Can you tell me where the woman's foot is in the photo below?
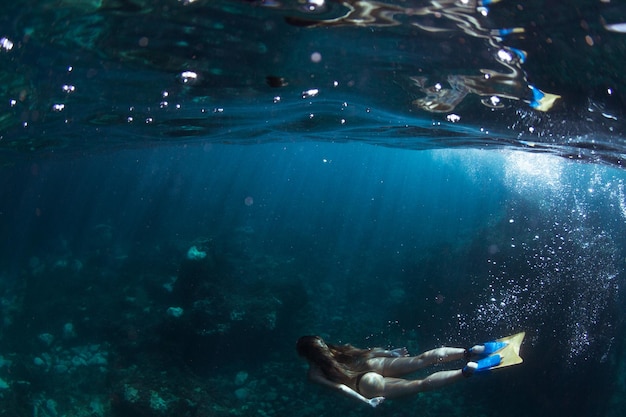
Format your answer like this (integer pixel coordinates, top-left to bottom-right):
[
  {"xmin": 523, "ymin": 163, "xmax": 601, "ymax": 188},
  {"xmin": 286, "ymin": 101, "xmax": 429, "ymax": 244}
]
[
  {"xmin": 466, "ymin": 340, "xmax": 507, "ymax": 358},
  {"xmin": 462, "ymin": 354, "xmax": 503, "ymax": 377}
]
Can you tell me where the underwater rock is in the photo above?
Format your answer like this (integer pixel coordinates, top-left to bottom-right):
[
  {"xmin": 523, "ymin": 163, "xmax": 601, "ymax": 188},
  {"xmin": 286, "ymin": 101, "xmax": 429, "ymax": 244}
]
[
  {"xmin": 62, "ymin": 322, "xmax": 76, "ymax": 339},
  {"xmin": 162, "ymin": 276, "xmax": 177, "ymax": 293},
  {"xmin": 33, "ymin": 398, "xmax": 59, "ymax": 417},
  {"xmin": 38, "ymin": 333, "xmax": 55, "ymax": 346},
  {"xmin": 31, "ymin": 393, "xmax": 110, "ymax": 417},
  {"xmin": 0, "ymin": 356, "xmax": 6, "ymax": 367},
  {"xmin": 234, "ymin": 387, "xmax": 249, "ymax": 401},
  {"xmin": 113, "ymin": 379, "xmax": 199, "ymax": 417},
  {"xmin": 53, "ymin": 364, "xmax": 69, "ymax": 374},
  {"xmin": 186, "ymin": 245, "xmax": 206, "ymax": 261},
  {"xmin": 149, "ymin": 390, "xmax": 168, "ymax": 412},
  {"xmin": 0, "ymin": 355, "xmax": 13, "ymax": 369},
  {"xmin": 88, "ymin": 352, "xmax": 108, "ymax": 366},
  {"xmin": 234, "ymin": 371, "xmax": 248, "ymax": 386},
  {"xmin": 123, "ymin": 384, "xmax": 140, "ymax": 403},
  {"xmin": 166, "ymin": 306, "xmax": 184, "ymax": 318},
  {"xmin": 32, "ymin": 344, "xmax": 109, "ymax": 374}
]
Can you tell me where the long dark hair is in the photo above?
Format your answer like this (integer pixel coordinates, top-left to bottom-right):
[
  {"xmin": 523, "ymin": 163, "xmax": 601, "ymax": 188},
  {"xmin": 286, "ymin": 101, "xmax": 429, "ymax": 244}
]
[{"xmin": 296, "ymin": 336, "xmax": 375, "ymax": 383}]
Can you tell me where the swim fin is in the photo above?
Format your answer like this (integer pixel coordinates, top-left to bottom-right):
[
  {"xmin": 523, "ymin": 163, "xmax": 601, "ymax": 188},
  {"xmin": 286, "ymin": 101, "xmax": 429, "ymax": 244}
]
[
  {"xmin": 462, "ymin": 354, "xmax": 502, "ymax": 376},
  {"xmin": 464, "ymin": 332, "xmax": 525, "ymax": 376},
  {"xmin": 469, "ymin": 340, "xmax": 507, "ymax": 357},
  {"xmin": 489, "ymin": 331, "xmax": 525, "ymax": 369},
  {"xmin": 477, "ymin": 354, "xmax": 502, "ymax": 371}
]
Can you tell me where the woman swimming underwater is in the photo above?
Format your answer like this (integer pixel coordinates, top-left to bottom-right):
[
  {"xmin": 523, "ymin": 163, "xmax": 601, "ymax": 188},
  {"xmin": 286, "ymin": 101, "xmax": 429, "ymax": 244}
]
[{"xmin": 296, "ymin": 335, "xmax": 509, "ymax": 408}]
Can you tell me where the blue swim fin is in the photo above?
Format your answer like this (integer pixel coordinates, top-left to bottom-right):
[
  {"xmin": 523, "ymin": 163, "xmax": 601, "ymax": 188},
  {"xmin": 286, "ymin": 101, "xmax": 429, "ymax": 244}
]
[
  {"xmin": 468, "ymin": 340, "xmax": 507, "ymax": 358},
  {"xmin": 475, "ymin": 354, "xmax": 502, "ymax": 372},
  {"xmin": 462, "ymin": 354, "xmax": 502, "ymax": 376},
  {"xmin": 482, "ymin": 340, "xmax": 508, "ymax": 355},
  {"xmin": 464, "ymin": 332, "xmax": 526, "ymax": 376}
]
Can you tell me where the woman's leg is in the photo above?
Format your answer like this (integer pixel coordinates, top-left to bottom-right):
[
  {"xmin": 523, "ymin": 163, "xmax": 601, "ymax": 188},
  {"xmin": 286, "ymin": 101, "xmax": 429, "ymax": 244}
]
[
  {"xmin": 366, "ymin": 347, "xmax": 466, "ymax": 377},
  {"xmin": 358, "ymin": 369, "xmax": 465, "ymax": 399}
]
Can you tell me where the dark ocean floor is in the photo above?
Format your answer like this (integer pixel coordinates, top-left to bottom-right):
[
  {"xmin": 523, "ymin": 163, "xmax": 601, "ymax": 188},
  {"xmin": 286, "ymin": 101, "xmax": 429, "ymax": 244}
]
[
  {"xmin": 1, "ymin": 200, "xmax": 625, "ymax": 417},
  {"xmin": 1, "ymin": 238, "xmax": 481, "ymax": 417}
]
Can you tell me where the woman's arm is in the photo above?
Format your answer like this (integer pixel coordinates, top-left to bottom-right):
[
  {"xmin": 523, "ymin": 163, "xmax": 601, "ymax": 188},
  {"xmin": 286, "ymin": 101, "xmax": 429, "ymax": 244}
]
[
  {"xmin": 308, "ymin": 368, "xmax": 385, "ymax": 408},
  {"xmin": 336, "ymin": 384, "xmax": 385, "ymax": 408},
  {"xmin": 370, "ymin": 347, "xmax": 409, "ymax": 358}
]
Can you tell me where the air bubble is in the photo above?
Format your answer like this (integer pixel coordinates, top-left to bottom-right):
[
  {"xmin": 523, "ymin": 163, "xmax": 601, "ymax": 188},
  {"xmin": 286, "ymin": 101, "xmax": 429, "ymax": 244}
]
[
  {"xmin": 310, "ymin": 52, "xmax": 322, "ymax": 63},
  {"xmin": 178, "ymin": 71, "xmax": 199, "ymax": 85},
  {"xmin": 0, "ymin": 37, "xmax": 13, "ymax": 51},
  {"xmin": 302, "ymin": 88, "xmax": 319, "ymax": 99}
]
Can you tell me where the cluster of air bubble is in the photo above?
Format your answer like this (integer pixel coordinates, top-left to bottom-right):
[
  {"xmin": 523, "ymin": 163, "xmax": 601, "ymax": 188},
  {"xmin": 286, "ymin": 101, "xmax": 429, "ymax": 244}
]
[
  {"xmin": 536, "ymin": 224, "xmax": 618, "ymax": 360},
  {"xmin": 463, "ymin": 206, "xmax": 620, "ymax": 364},
  {"xmin": 458, "ymin": 161, "xmax": 624, "ymax": 363}
]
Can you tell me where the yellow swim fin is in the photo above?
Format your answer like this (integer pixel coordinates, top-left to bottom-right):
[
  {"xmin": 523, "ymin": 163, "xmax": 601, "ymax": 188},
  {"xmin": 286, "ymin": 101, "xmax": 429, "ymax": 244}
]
[{"xmin": 491, "ymin": 331, "xmax": 525, "ymax": 369}]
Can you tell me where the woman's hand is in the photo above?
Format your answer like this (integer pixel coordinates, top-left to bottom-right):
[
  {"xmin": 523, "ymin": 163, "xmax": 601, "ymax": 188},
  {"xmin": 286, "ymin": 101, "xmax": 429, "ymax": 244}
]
[
  {"xmin": 368, "ymin": 396, "xmax": 385, "ymax": 408},
  {"xmin": 390, "ymin": 347, "xmax": 409, "ymax": 357}
]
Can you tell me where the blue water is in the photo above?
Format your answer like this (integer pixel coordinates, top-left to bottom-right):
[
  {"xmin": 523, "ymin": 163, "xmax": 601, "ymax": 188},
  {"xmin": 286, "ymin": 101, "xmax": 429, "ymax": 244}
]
[{"xmin": 1, "ymin": 1, "xmax": 626, "ymax": 417}]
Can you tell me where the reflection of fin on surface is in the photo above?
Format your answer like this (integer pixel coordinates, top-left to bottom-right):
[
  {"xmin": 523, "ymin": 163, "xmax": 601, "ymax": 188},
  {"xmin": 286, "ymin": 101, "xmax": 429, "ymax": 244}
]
[
  {"xmin": 529, "ymin": 86, "xmax": 561, "ymax": 112},
  {"xmin": 491, "ymin": 331, "xmax": 525, "ymax": 370},
  {"xmin": 491, "ymin": 27, "xmax": 525, "ymax": 38}
]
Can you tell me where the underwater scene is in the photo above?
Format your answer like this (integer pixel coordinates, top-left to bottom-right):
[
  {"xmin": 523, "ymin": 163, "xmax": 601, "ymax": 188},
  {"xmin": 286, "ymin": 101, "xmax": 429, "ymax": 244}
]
[{"xmin": 1, "ymin": 0, "xmax": 626, "ymax": 416}]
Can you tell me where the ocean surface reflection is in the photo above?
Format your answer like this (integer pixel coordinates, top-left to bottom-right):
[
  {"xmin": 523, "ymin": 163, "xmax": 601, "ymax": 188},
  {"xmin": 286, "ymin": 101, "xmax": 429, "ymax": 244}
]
[{"xmin": 0, "ymin": 0, "xmax": 624, "ymax": 165}]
